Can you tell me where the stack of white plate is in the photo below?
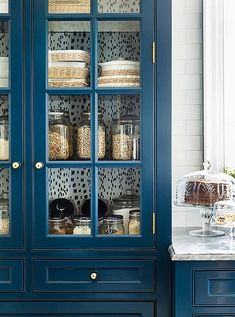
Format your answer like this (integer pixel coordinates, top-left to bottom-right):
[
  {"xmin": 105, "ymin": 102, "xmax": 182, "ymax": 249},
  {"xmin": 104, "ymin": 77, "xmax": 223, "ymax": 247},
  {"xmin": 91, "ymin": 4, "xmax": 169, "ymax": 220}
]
[
  {"xmin": 48, "ymin": 50, "xmax": 90, "ymax": 88},
  {"xmin": 0, "ymin": 0, "xmax": 8, "ymax": 13},
  {"xmin": 0, "ymin": 57, "xmax": 8, "ymax": 87},
  {"xmin": 98, "ymin": 59, "xmax": 140, "ymax": 88}
]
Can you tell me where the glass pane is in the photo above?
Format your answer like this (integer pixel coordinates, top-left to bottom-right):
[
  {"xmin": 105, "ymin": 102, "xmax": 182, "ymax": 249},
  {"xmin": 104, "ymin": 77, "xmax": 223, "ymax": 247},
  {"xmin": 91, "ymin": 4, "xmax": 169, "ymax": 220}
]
[
  {"xmin": 48, "ymin": 95, "xmax": 91, "ymax": 161},
  {"xmin": 98, "ymin": 0, "xmax": 140, "ymax": 13},
  {"xmin": 0, "ymin": 96, "xmax": 9, "ymax": 161},
  {"xmin": 98, "ymin": 95, "xmax": 140, "ymax": 161},
  {"xmin": 0, "ymin": 0, "xmax": 8, "ymax": 13},
  {"xmin": 48, "ymin": 168, "xmax": 91, "ymax": 235},
  {"xmin": 0, "ymin": 168, "xmax": 10, "ymax": 235},
  {"xmin": 98, "ymin": 21, "xmax": 140, "ymax": 88},
  {"xmin": 98, "ymin": 168, "xmax": 141, "ymax": 236},
  {"xmin": 48, "ymin": 21, "xmax": 91, "ymax": 88},
  {"xmin": 48, "ymin": 0, "xmax": 90, "ymax": 14},
  {"xmin": 0, "ymin": 22, "xmax": 9, "ymax": 88}
]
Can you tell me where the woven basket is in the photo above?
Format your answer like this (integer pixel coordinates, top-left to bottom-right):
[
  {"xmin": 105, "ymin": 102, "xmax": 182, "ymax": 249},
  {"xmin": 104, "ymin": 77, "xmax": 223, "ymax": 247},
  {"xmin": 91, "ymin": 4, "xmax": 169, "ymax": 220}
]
[
  {"xmin": 49, "ymin": 79, "xmax": 88, "ymax": 88},
  {"xmin": 49, "ymin": 50, "xmax": 90, "ymax": 64},
  {"xmin": 49, "ymin": 67, "xmax": 89, "ymax": 79},
  {"xmin": 98, "ymin": 75, "xmax": 140, "ymax": 85},
  {"xmin": 98, "ymin": 82, "xmax": 140, "ymax": 88},
  {"xmin": 49, "ymin": 0, "xmax": 90, "ymax": 13},
  {"xmin": 101, "ymin": 69, "xmax": 140, "ymax": 77}
]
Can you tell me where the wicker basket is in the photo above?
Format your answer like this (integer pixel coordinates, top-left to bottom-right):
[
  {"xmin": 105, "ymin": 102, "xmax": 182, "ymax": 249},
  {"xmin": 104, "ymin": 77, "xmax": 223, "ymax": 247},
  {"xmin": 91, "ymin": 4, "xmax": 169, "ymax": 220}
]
[
  {"xmin": 49, "ymin": 50, "xmax": 90, "ymax": 64},
  {"xmin": 49, "ymin": 0, "xmax": 90, "ymax": 14},
  {"xmin": 101, "ymin": 69, "xmax": 140, "ymax": 77},
  {"xmin": 48, "ymin": 79, "xmax": 89, "ymax": 88},
  {"xmin": 98, "ymin": 75, "xmax": 140, "ymax": 88},
  {"xmin": 48, "ymin": 66, "xmax": 89, "ymax": 79}
]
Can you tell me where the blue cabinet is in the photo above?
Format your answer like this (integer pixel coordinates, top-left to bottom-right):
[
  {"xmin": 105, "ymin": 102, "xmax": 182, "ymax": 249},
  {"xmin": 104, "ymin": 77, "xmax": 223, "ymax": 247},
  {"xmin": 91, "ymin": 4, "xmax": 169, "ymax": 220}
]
[{"xmin": 0, "ymin": 0, "xmax": 172, "ymax": 316}]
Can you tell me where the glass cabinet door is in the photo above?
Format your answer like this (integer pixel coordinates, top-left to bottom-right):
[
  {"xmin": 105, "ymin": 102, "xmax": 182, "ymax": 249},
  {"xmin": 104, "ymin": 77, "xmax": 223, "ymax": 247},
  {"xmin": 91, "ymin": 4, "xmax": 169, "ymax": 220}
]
[
  {"xmin": 33, "ymin": 0, "xmax": 154, "ymax": 249},
  {"xmin": 0, "ymin": 0, "xmax": 23, "ymax": 249}
]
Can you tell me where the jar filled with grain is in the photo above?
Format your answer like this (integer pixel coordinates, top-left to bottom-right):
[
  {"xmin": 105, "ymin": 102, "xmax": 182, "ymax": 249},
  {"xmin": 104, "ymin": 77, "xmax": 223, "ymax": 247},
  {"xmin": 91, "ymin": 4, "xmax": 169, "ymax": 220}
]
[
  {"xmin": 102, "ymin": 215, "xmax": 124, "ymax": 235},
  {"xmin": 63, "ymin": 110, "xmax": 74, "ymax": 159},
  {"xmin": 0, "ymin": 115, "xmax": 9, "ymax": 161},
  {"xmin": 0, "ymin": 191, "xmax": 9, "ymax": 235},
  {"xmin": 73, "ymin": 216, "xmax": 91, "ymax": 235},
  {"xmin": 77, "ymin": 112, "xmax": 106, "ymax": 160},
  {"xmin": 128, "ymin": 209, "xmax": 140, "ymax": 235},
  {"xmin": 48, "ymin": 110, "xmax": 73, "ymax": 160},
  {"xmin": 112, "ymin": 114, "xmax": 140, "ymax": 161},
  {"xmin": 49, "ymin": 217, "xmax": 66, "ymax": 235}
]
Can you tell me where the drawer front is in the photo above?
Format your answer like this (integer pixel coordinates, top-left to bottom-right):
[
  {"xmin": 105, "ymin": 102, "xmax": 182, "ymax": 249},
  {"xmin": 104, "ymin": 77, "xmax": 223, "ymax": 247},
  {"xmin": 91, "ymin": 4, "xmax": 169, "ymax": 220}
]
[
  {"xmin": 33, "ymin": 259, "xmax": 155, "ymax": 293},
  {"xmin": 194, "ymin": 269, "xmax": 235, "ymax": 306},
  {"xmin": 0, "ymin": 260, "xmax": 24, "ymax": 292}
]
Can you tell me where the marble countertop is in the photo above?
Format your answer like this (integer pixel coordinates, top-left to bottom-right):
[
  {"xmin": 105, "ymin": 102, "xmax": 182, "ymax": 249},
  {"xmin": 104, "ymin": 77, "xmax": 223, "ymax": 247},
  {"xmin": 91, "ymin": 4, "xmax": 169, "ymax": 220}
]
[{"xmin": 170, "ymin": 227, "xmax": 235, "ymax": 261}]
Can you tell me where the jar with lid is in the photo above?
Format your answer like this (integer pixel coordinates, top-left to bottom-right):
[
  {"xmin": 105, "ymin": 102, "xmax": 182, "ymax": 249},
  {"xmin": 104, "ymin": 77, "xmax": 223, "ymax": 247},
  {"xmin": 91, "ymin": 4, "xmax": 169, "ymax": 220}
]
[
  {"xmin": 49, "ymin": 217, "xmax": 66, "ymax": 235},
  {"xmin": 128, "ymin": 209, "xmax": 140, "ymax": 235},
  {"xmin": 112, "ymin": 114, "xmax": 140, "ymax": 161},
  {"xmin": 102, "ymin": 215, "xmax": 124, "ymax": 235},
  {"xmin": 112, "ymin": 189, "xmax": 140, "ymax": 234},
  {"xmin": 0, "ymin": 191, "xmax": 9, "ymax": 235},
  {"xmin": 48, "ymin": 110, "xmax": 73, "ymax": 160},
  {"xmin": 0, "ymin": 115, "xmax": 9, "ymax": 161},
  {"xmin": 77, "ymin": 112, "xmax": 106, "ymax": 160},
  {"xmin": 73, "ymin": 216, "xmax": 91, "ymax": 235},
  {"xmin": 63, "ymin": 110, "xmax": 74, "ymax": 159}
]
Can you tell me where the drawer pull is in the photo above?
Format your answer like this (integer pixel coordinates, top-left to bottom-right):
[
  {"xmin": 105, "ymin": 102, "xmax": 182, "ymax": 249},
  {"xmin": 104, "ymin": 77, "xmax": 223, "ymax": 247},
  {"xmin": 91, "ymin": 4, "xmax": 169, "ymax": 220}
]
[{"xmin": 90, "ymin": 272, "xmax": 97, "ymax": 281}]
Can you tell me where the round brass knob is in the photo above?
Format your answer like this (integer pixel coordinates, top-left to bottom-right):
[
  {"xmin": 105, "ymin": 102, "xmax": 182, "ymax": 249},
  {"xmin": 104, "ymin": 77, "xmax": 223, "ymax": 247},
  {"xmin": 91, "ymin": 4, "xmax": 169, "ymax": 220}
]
[
  {"xmin": 90, "ymin": 272, "xmax": 97, "ymax": 281},
  {"xmin": 12, "ymin": 162, "xmax": 21, "ymax": 169},
  {"xmin": 35, "ymin": 162, "xmax": 44, "ymax": 169}
]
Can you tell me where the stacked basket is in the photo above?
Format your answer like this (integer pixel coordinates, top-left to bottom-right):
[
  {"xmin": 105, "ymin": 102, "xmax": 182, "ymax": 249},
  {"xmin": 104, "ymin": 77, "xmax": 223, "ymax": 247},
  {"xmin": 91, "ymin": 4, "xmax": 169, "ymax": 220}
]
[
  {"xmin": 98, "ymin": 59, "xmax": 140, "ymax": 88},
  {"xmin": 49, "ymin": 0, "xmax": 90, "ymax": 14},
  {"xmin": 0, "ymin": 57, "xmax": 8, "ymax": 87},
  {"xmin": 48, "ymin": 50, "xmax": 90, "ymax": 88}
]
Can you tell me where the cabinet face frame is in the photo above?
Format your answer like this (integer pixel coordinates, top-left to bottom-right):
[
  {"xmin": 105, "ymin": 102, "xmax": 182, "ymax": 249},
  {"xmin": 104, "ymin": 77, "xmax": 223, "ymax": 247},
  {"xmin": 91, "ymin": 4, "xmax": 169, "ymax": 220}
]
[
  {"xmin": 32, "ymin": 0, "xmax": 155, "ymax": 249},
  {"xmin": 0, "ymin": 0, "xmax": 24, "ymax": 250}
]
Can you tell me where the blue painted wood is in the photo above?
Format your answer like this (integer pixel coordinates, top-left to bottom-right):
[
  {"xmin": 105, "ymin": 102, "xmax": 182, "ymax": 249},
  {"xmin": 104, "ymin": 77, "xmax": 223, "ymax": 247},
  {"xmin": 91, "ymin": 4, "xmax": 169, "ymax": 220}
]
[
  {"xmin": 0, "ymin": 259, "xmax": 24, "ymax": 292},
  {"xmin": 0, "ymin": 0, "xmax": 24, "ymax": 250}
]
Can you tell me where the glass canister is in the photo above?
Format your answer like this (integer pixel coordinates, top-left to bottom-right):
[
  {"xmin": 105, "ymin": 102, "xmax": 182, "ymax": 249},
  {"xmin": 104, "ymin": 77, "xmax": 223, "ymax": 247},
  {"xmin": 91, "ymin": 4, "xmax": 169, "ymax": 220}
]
[
  {"xmin": 128, "ymin": 209, "xmax": 140, "ymax": 235},
  {"xmin": 63, "ymin": 110, "xmax": 74, "ymax": 159},
  {"xmin": 0, "ymin": 115, "xmax": 9, "ymax": 161},
  {"xmin": 48, "ymin": 110, "xmax": 72, "ymax": 160},
  {"xmin": 73, "ymin": 216, "xmax": 91, "ymax": 235},
  {"xmin": 49, "ymin": 217, "xmax": 66, "ymax": 235},
  {"xmin": 112, "ymin": 114, "xmax": 140, "ymax": 160},
  {"xmin": 102, "ymin": 215, "xmax": 124, "ymax": 235},
  {"xmin": 0, "ymin": 191, "xmax": 9, "ymax": 235},
  {"xmin": 214, "ymin": 197, "xmax": 235, "ymax": 239},
  {"xmin": 77, "ymin": 112, "xmax": 106, "ymax": 160},
  {"xmin": 112, "ymin": 189, "xmax": 140, "ymax": 234}
]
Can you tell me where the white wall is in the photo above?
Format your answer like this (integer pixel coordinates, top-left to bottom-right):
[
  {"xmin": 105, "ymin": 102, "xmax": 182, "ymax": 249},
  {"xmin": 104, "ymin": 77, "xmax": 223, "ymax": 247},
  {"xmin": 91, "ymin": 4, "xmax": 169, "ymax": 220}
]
[{"xmin": 172, "ymin": 0, "xmax": 204, "ymax": 227}]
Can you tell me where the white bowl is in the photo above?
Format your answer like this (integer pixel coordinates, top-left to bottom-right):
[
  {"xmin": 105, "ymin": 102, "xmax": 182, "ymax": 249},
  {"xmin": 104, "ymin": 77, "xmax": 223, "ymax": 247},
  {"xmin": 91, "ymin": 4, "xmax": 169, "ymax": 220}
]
[{"xmin": 99, "ymin": 59, "xmax": 140, "ymax": 71}]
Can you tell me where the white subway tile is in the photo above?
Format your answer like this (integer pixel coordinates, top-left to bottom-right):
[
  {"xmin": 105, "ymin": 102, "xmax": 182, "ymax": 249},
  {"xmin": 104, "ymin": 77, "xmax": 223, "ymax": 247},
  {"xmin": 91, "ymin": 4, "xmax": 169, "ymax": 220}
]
[
  {"xmin": 172, "ymin": 211, "xmax": 187, "ymax": 227},
  {"xmin": 186, "ymin": 151, "xmax": 203, "ymax": 165},
  {"xmin": 185, "ymin": 0, "xmax": 202, "ymax": 14},
  {"xmin": 186, "ymin": 59, "xmax": 202, "ymax": 74},
  {"xmin": 186, "ymin": 120, "xmax": 202, "ymax": 135},
  {"xmin": 174, "ymin": 59, "xmax": 186, "ymax": 74},
  {"xmin": 173, "ymin": 151, "xmax": 186, "ymax": 166},
  {"xmin": 185, "ymin": 29, "xmax": 202, "ymax": 44},
  {"xmin": 173, "ymin": 105, "xmax": 201, "ymax": 121},
  {"xmin": 173, "ymin": 74, "xmax": 201, "ymax": 90},
  {"xmin": 173, "ymin": 0, "xmax": 186, "ymax": 14},
  {"xmin": 173, "ymin": 14, "xmax": 202, "ymax": 29},
  {"xmin": 173, "ymin": 29, "xmax": 186, "ymax": 44},
  {"xmin": 174, "ymin": 135, "xmax": 201, "ymax": 151},
  {"xmin": 173, "ymin": 89, "xmax": 186, "ymax": 105},
  {"xmin": 186, "ymin": 211, "xmax": 203, "ymax": 227},
  {"xmin": 186, "ymin": 89, "xmax": 202, "ymax": 104},
  {"xmin": 173, "ymin": 120, "xmax": 186, "ymax": 135},
  {"xmin": 173, "ymin": 44, "xmax": 201, "ymax": 59}
]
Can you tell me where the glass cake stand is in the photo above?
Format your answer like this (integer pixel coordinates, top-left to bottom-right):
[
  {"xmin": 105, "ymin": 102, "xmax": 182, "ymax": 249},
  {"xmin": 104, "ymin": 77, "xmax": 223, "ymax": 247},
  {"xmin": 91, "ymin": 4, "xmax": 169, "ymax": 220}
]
[
  {"xmin": 175, "ymin": 162, "xmax": 235, "ymax": 237},
  {"xmin": 214, "ymin": 197, "xmax": 235, "ymax": 240}
]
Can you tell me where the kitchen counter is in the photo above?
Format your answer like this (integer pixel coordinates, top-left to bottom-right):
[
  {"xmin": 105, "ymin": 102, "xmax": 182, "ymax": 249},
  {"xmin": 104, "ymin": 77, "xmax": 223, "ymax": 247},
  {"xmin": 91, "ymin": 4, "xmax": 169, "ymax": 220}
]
[{"xmin": 170, "ymin": 227, "xmax": 235, "ymax": 261}]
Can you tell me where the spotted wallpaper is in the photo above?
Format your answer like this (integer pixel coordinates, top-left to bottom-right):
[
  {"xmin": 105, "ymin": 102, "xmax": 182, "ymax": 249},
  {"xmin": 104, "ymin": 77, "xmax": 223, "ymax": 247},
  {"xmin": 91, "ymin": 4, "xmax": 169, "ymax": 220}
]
[
  {"xmin": 0, "ymin": 21, "xmax": 8, "ymax": 57},
  {"xmin": 0, "ymin": 168, "xmax": 9, "ymax": 195},
  {"xmin": 98, "ymin": 0, "xmax": 140, "ymax": 13}
]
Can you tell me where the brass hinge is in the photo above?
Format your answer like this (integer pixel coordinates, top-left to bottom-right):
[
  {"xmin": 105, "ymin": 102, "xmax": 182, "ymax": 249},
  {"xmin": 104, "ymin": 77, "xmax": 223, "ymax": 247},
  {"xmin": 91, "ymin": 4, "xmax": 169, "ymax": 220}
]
[
  {"xmin": 152, "ymin": 42, "xmax": 156, "ymax": 64},
  {"xmin": 153, "ymin": 212, "xmax": 156, "ymax": 234}
]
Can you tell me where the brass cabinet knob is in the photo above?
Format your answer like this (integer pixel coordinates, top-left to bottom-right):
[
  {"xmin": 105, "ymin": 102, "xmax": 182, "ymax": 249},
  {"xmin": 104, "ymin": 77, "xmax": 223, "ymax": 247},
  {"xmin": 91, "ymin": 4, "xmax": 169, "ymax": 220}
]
[
  {"xmin": 35, "ymin": 162, "xmax": 44, "ymax": 169},
  {"xmin": 12, "ymin": 162, "xmax": 21, "ymax": 169},
  {"xmin": 90, "ymin": 272, "xmax": 98, "ymax": 281}
]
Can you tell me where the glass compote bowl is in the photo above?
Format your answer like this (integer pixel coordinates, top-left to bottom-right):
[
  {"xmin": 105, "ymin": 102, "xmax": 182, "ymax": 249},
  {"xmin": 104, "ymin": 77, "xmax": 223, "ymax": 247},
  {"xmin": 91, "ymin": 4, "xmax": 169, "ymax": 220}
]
[
  {"xmin": 175, "ymin": 162, "xmax": 235, "ymax": 237},
  {"xmin": 214, "ymin": 197, "xmax": 235, "ymax": 239}
]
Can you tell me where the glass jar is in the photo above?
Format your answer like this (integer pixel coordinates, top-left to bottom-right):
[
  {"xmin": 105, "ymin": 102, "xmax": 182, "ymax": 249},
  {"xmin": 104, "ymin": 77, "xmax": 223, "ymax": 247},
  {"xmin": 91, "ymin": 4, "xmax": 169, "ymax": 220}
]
[
  {"xmin": 63, "ymin": 110, "xmax": 74, "ymax": 159},
  {"xmin": 112, "ymin": 114, "xmax": 140, "ymax": 160},
  {"xmin": 77, "ymin": 112, "xmax": 106, "ymax": 160},
  {"xmin": 0, "ymin": 191, "xmax": 9, "ymax": 235},
  {"xmin": 49, "ymin": 217, "xmax": 66, "ymax": 235},
  {"xmin": 128, "ymin": 209, "xmax": 140, "ymax": 235},
  {"xmin": 48, "ymin": 110, "xmax": 72, "ymax": 160},
  {"xmin": 102, "ymin": 215, "xmax": 124, "ymax": 235},
  {"xmin": 0, "ymin": 115, "xmax": 9, "ymax": 161},
  {"xmin": 98, "ymin": 217, "xmax": 103, "ymax": 234},
  {"xmin": 73, "ymin": 216, "xmax": 91, "ymax": 235}
]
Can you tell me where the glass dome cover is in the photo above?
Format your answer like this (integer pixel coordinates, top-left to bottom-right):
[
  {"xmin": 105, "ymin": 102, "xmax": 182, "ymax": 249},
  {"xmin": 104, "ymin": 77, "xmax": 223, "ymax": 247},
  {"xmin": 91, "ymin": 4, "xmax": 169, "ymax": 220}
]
[
  {"xmin": 214, "ymin": 196, "xmax": 235, "ymax": 227},
  {"xmin": 175, "ymin": 162, "xmax": 235, "ymax": 208}
]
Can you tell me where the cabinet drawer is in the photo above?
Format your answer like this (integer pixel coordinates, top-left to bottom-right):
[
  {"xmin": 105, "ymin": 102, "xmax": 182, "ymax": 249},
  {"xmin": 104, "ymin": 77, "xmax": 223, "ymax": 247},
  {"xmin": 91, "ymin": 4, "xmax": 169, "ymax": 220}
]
[
  {"xmin": 194, "ymin": 269, "xmax": 235, "ymax": 306},
  {"xmin": 0, "ymin": 260, "xmax": 24, "ymax": 292},
  {"xmin": 33, "ymin": 259, "xmax": 155, "ymax": 293}
]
